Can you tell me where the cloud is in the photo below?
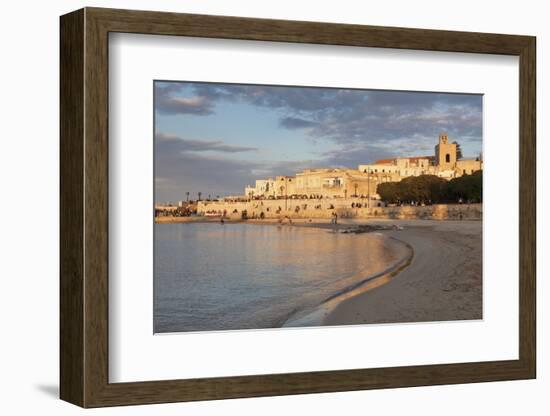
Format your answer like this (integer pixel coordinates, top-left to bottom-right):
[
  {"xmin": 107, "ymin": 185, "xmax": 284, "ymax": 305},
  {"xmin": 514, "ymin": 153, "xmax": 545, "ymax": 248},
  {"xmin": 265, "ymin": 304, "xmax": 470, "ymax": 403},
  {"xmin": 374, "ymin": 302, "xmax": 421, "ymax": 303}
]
[
  {"xmin": 155, "ymin": 135, "xmax": 256, "ymax": 201},
  {"xmin": 155, "ymin": 134, "xmax": 316, "ymax": 201},
  {"xmin": 279, "ymin": 117, "xmax": 318, "ymax": 129},
  {"xmin": 154, "ymin": 131, "xmax": 328, "ymax": 201},
  {"xmin": 155, "ymin": 151, "xmax": 258, "ymax": 201},
  {"xmin": 158, "ymin": 82, "xmax": 482, "ymax": 150},
  {"xmin": 318, "ymin": 146, "xmax": 393, "ymax": 169},
  {"xmin": 154, "ymin": 83, "xmax": 214, "ymax": 115},
  {"xmin": 155, "ymin": 132, "xmax": 258, "ymax": 154},
  {"xmin": 295, "ymin": 91, "xmax": 483, "ymax": 146}
]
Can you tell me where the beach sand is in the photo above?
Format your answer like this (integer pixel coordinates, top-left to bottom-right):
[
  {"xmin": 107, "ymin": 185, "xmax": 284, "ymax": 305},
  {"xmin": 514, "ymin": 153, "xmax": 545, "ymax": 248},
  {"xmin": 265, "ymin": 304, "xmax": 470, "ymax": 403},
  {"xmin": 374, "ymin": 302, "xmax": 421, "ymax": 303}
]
[{"xmin": 322, "ymin": 220, "xmax": 482, "ymax": 326}]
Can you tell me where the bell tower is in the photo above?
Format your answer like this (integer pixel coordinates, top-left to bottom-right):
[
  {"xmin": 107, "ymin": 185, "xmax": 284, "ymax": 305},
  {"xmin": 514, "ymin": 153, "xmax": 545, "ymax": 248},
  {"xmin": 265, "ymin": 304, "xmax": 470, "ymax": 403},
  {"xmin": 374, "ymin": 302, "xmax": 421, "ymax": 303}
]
[{"xmin": 435, "ymin": 132, "xmax": 457, "ymax": 170}]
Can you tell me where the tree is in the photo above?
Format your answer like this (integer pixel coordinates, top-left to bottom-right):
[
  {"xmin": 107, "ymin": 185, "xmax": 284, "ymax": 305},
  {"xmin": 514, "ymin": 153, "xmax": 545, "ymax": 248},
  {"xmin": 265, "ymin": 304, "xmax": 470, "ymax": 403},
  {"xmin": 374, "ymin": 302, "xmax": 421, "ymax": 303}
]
[
  {"xmin": 185, "ymin": 191, "xmax": 190, "ymax": 202},
  {"xmin": 377, "ymin": 172, "xmax": 482, "ymax": 204},
  {"xmin": 452, "ymin": 141, "xmax": 463, "ymax": 160},
  {"xmin": 377, "ymin": 182, "xmax": 402, "ymax": 204},
  {"xmin": 447, "ymin": 170, "xmax": 482, "ymax": 202},
  {"xmin": 398, "ymin": 175, "xmax": 448, "ymax": 203},
  {"xmin": 197, "ymin": 192, "xmax": 202, "ymax": 201}
]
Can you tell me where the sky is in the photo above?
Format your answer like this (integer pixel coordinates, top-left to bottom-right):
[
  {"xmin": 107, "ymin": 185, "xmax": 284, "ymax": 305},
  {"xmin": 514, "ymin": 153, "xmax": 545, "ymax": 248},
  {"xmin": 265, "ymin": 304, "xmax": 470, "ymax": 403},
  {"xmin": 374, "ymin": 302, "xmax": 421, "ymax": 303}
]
[{"xmin": 154, "ymin": 81, "xmax": 482, "ymax": 203}]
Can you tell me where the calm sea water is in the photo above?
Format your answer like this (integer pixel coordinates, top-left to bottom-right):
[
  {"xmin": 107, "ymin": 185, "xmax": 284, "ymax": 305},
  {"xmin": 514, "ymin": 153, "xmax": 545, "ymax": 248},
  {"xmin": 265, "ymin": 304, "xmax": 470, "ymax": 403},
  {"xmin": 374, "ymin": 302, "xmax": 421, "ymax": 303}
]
[{"xmin": 154, "ymin": 223, "xmax": 404, "ymax": 333}]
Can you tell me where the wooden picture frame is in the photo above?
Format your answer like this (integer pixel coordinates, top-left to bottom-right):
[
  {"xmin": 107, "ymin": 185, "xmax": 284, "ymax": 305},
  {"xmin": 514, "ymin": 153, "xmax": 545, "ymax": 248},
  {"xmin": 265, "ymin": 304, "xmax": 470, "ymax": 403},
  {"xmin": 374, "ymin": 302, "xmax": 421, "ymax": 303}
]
[{"xmin": 60, "ymin": 7, "xmax": 536, "ymax": 408}]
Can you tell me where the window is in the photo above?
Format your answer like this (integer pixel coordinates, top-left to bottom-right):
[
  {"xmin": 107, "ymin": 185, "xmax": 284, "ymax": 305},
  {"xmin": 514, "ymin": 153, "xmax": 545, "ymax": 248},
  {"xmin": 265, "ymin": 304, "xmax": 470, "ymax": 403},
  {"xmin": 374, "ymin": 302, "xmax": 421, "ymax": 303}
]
[{"xmin": 445, "ymin": 153, "xmax": 450, "ymax": 163}]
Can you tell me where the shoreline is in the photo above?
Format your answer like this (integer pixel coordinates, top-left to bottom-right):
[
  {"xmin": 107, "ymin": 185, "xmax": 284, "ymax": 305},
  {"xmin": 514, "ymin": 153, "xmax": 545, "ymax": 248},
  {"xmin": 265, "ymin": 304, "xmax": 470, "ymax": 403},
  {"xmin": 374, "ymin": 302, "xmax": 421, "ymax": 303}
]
[
  {"xmin": 155, "ymin": 217, "xmax": 482, "ymax": 328},
  {"xmin": 282, "ymin": 235, "xmax": 414, "ymax": 327},
  {"xmin": 157, "ymin": 202, "xmax": 482, "ymax": 223},
  {"xmin": 281, "ymin": 220, "xmax": 482, "ymax": 327},
  {"xmin": 324, "ymin": 220, "xmax": 482, "ymax": 326},
  {"xmin": 154, "ymin": 215, "xmax": 481, "ymax": 225}
]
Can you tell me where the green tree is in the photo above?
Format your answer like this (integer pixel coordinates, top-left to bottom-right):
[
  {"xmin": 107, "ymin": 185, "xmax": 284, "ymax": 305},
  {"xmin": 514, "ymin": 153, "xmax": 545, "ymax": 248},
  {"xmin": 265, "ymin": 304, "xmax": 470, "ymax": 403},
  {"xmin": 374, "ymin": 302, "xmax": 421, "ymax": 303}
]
[
  {"xmin": 398, "ymin": 175, "xmax": 448, "ymax": 203},
  {"xmin": 378, "ymin": 172, "xmax": 483, "ymax": 204},
  {"xmin": 447, "ymin": 170, "xmax": 482, "ymax": 202},
  {"xmin": 377, "ymin": 182, "xmax": 402, "ymax": 203}
]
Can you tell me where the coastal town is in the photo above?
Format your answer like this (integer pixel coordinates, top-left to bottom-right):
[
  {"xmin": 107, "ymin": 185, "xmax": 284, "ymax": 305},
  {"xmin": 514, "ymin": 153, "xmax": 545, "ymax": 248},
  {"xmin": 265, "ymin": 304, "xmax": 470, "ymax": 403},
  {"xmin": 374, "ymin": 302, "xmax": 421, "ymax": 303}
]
[
  {"xmin": 153, "ymin": 82, "xmax": 484, "ymax": 333},
  {"xmin": 154, "ymin": 131, "xmax": 483, "ymax": 330},
  {"xmin": 155, "ymin": 133, "xmax": 483, "ymax": 222}
]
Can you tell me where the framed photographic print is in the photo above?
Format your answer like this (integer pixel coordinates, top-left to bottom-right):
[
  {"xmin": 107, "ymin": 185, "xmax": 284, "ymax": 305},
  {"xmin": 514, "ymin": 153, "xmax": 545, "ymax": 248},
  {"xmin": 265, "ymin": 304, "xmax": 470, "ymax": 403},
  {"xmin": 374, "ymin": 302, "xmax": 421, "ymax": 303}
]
[{"xmin": 60, "ymin": 7, "xmax": 536, "ymax": 407}]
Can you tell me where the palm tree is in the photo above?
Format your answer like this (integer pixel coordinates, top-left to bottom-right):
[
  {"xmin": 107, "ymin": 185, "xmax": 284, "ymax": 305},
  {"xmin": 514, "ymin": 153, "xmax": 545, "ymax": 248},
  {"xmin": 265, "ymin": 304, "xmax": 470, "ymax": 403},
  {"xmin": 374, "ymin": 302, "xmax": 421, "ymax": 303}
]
[
  {"xmin": 198, "ymin": 192, "xmax": 202, "ymax": 201},
  {"xmin": 186, "ymin": 191, "xmax": 189, "ymax": 202}
]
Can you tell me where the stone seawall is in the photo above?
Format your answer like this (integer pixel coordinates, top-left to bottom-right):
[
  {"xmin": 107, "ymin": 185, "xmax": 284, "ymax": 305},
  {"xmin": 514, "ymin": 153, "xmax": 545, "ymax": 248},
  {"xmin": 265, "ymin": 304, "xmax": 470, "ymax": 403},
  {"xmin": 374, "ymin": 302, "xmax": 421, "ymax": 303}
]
[{"xmin": 197, "ymin": 199, "xmax": 482, "ymax": 220}]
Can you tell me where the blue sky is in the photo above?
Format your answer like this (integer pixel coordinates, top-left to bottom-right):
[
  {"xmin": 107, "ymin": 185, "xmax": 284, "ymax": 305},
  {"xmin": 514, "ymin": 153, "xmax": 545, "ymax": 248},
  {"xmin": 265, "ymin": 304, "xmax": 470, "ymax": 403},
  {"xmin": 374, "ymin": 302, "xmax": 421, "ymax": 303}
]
[{"xmin": 155, "ymin": 81, "xmax": 482, "ymax": 203}]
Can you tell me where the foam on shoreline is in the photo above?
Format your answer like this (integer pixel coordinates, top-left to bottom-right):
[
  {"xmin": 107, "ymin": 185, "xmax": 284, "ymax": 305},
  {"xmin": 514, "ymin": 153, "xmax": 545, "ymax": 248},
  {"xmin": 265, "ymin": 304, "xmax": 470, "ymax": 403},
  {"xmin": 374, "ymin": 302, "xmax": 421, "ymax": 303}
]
[{"xmin": 282, "ymin": 236, "xmax": 414, "ymax": 328}]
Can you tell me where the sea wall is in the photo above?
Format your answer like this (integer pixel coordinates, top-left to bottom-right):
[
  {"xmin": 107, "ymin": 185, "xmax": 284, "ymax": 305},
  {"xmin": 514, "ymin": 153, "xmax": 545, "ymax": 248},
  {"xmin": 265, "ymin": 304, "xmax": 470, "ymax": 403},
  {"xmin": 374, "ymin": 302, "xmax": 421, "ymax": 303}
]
[{"xmin": 197, "ymin": 199, "xmax": 482, "ymax": 220}]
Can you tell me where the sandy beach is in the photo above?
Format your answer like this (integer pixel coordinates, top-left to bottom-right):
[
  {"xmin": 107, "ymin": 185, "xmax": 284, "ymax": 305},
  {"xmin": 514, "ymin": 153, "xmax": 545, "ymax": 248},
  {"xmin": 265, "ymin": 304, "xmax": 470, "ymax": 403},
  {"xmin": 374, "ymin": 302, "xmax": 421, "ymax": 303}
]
[
  {"xmin": 156, "ymin": 216, "xmax": 482, "ymax": 328},
  {"xmin": 321, "ymin": 219, "xmax": 482, "ymax": 326}
]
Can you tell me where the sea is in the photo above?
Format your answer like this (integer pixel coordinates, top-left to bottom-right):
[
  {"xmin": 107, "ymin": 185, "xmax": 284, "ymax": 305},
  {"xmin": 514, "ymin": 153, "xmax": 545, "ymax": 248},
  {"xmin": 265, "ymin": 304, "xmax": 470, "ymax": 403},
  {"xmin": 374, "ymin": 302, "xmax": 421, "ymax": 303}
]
[{"xmin": 154, "ymin": 222, "xmax": 405, "ymax": 333}]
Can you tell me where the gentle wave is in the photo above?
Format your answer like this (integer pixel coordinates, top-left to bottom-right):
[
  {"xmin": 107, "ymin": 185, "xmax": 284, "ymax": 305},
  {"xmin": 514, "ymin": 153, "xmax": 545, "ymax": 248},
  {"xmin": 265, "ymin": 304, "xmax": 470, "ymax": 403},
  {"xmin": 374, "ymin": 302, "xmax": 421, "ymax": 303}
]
[
  {"xmin": 154, "ymin": 223, "xmax": 410, "ymax": 333},
  {"xmin": 283, "ymin": 237, "xmax": 414, "ymax": 327}
]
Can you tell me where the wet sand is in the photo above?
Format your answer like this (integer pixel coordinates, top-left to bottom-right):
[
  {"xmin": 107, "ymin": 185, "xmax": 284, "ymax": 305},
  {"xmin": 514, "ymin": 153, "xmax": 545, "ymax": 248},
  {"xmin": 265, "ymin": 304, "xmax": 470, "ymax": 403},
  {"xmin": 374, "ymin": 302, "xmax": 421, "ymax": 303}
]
[{"xmin": 323, "ymin": 220, "xmax": 482, "ymax": 326}]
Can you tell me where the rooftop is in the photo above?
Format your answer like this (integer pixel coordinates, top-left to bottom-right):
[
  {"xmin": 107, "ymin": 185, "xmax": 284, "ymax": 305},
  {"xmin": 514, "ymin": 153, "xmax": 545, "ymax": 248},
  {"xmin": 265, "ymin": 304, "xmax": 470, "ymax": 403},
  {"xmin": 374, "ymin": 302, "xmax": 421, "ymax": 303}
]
[{"xmin": 374, "ymin": 156, "xmax": 434, "ymax": 165}]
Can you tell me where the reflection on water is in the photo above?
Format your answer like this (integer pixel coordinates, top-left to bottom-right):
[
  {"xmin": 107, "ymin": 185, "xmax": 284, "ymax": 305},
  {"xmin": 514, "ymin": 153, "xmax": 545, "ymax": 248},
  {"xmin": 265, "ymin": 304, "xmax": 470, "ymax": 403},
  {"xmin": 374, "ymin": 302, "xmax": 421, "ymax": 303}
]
[{"xmin": 154, "ymin": 223, "xmax": 405, "ymax": 333}]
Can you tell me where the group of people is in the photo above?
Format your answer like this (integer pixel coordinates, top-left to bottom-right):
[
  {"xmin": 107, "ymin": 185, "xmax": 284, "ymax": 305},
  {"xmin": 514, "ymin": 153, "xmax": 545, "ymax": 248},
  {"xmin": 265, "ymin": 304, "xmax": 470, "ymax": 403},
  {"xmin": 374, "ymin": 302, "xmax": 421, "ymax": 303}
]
[{"xmin": 218, "ymin": 212, "xmax": 338, "ymax": 225}]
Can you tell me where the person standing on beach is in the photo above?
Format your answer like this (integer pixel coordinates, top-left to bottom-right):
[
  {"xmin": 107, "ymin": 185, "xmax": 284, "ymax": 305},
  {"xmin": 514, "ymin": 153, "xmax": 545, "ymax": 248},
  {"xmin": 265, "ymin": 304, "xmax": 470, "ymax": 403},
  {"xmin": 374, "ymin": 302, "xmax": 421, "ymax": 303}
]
[{"xmin": 334, "ymin": 212, "xmax": 338, "ymax": 225}]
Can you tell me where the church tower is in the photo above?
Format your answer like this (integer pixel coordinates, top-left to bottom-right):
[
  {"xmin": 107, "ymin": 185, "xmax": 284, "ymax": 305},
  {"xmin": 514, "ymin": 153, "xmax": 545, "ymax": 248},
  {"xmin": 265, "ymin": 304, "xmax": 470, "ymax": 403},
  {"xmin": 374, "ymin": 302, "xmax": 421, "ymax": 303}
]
[{"xmin": 435, "ymin": 132, "xmax": 457, "ymax": 170}]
